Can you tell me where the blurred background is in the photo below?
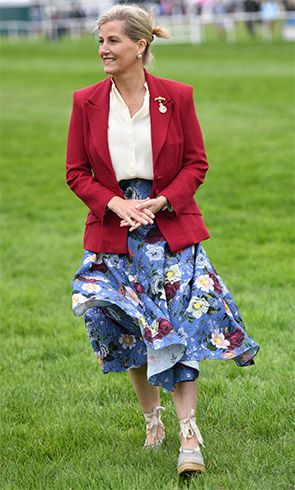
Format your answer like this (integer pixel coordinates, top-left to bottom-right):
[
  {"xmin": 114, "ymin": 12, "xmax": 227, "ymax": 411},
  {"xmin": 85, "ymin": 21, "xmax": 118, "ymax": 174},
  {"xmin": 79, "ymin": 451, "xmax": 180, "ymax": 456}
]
[{"xmin": 0, "ymin": 0, "xmax": 295, "ymax": 42}]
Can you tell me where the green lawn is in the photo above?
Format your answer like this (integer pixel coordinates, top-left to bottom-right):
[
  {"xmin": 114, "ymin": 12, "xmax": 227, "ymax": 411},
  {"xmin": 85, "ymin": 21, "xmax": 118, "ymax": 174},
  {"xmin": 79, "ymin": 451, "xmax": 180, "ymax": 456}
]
[{"xmin": 1, "ymin": 36, "xmax": 294, "ymax": 489}]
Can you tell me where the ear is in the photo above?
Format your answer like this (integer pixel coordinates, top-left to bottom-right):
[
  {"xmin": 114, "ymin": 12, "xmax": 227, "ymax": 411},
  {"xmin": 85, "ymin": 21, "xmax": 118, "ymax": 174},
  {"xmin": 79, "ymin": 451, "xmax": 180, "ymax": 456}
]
[{"xmin": 136, "ymin": 38, "xmax": 147, "ymax": 52}]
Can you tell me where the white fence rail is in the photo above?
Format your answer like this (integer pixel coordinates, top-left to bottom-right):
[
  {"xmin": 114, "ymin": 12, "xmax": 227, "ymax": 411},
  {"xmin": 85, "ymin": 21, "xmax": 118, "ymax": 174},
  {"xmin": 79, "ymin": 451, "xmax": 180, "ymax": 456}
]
[{"xmin": 0, "ymin": 11, "xmax": 294, "ymax": 43}]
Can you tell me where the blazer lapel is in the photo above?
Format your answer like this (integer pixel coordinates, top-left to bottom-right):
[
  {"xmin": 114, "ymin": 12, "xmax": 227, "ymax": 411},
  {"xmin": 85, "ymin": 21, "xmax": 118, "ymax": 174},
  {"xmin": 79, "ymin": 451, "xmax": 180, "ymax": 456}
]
[
  {"xmin": 85, "ymin": 77, "xmax": 118, "ymax": 182},
  {"xmin": 145, "ymin": 70, "xmax": 174, "ymax": 171},
  {"xmin": 85, "ymin": 71, "xmax": 174, "ymax": 189}
]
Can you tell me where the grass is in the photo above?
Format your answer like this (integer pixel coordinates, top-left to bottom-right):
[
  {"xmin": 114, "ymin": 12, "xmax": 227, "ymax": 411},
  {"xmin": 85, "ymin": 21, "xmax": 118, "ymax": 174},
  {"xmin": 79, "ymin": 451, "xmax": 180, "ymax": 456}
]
[{"xmin": 1, "ymin": 36, "xmax": 294, "ymax": 489}]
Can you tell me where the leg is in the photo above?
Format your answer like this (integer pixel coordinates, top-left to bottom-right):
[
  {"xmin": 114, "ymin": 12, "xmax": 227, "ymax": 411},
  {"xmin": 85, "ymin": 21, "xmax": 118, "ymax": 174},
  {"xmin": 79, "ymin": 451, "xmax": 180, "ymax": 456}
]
[
  {"xmin": 173, "ymin": 379, "xmax": 206, "ymax": 474},
  {"xmin": 128, "ymin": 363, "xmax": 160, "ymax": 412},
  {"xmin": 172, "ymin": 379, "xmax": 200, "ymax": 449},
  {"xmin": 128, "ymin": 363, "xmax": 165, "ymax": 447}
]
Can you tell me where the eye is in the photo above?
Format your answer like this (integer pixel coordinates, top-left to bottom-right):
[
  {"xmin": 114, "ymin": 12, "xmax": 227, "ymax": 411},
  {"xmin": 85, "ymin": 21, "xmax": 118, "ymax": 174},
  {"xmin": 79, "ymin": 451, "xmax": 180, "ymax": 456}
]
[{"xmin": 98, "ymin": 38, "xmax": 103, "ymax": 44}]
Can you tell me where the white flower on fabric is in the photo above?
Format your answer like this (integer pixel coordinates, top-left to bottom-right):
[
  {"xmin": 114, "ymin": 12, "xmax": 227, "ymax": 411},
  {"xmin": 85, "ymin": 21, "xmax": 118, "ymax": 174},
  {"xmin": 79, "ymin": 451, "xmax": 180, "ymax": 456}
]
[
  {"xmin": 151, "ymin": 276, "xmax": 165, "ymax": 299},
  {"xmin": 146, "ymin": 245, "xmax": 164, "ymax": 261},
  {"xmin": 222, "ymin": 299, "xmax": 234, "ymax": 318},
  {"xmin": 72, "ymin": 293, "xmax": 88, "ymax": 309},
  {"xmin": 81, "ymin": 283, "xmax": 101, "ymax": 293},
  {"xmin": 125, "ymin": 286, "xmax": 140, "ymax": 306},
  {"xmin": 150, "ymin": 319, "xmax": 159, "ymax": 336},
  {"xmin": 97, "ymin": 344, "xmax": 109, "ymax": 358},
  {"xmin": 211, "ymin": 330, "xmax": 230, "ymax": 349},
  {"xmin": 196, "ymin": 274, "xmax": 214, "ymax": 292},
  {"xmin": 187, "ymin": 296, "xmax": 210, "ymax": 319},
  {"xmin": 82, "ymin": 253, "xmax": 97, "ymax": 265},
  {"xmin": 164, "ymin": 264, "xmax": 181, "ymax": 284},
  {"xmin": 195, "ymin": 252, "xmax": 211, "ymax": 268},
  {"xmin": 119, "ymin": 334, "xmax": 136, "ymax": 350},
  {"xmin": 106, "ymin": 255, "xmax": 121, "ymax": 267},
  {"xmin": 178, "ymin": 327, "xmax": 188, "ymax": 346}
]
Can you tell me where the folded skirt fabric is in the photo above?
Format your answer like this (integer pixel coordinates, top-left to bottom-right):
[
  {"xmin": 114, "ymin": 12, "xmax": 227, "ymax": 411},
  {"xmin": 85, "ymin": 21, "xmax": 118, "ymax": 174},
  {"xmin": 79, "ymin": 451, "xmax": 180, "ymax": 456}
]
[{"xmin": 71, "ymin": 178, "xmax": 260, "ymax": 392}]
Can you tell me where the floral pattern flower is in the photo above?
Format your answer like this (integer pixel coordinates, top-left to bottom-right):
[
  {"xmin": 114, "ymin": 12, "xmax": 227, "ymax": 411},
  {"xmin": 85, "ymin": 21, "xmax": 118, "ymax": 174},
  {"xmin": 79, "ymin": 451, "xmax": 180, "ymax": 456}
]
[
  {"xmin": 119, "ymin": 334, "xmax": 136, "ymax": 350},
  {"xmin": 210, "ymin": 330, "xmax": 231, "ymax": 349},
  {"xmin": 81, "ymin": 283, "xmax": 101, "ymax": 294},
  {"xmin": 164, "ymin": 281, "xmax": 180, "ymax": 300},
  {"xmin": 72, "ymin": 178, "xmax": 260, "ymax": 393},
  {"xmin": 196, "ymin": 274, "xmax": 215, "ymax": 292},
  {"xmin": 164, "ymin": 264, "xmax": 181, "ymax": 284},
  {"xmin": 146, "ymin": 244, "xmax": 164, "ymax": 261},
  {"xmin": 187, "ymin": 296, "xmax": 210, "ymax": 319}
]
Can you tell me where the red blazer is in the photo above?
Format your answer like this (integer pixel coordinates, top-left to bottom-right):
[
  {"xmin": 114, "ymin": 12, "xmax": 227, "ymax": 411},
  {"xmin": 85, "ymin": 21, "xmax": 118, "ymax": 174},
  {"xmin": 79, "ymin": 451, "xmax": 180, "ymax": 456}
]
[{"xmin": 66, "ymin": 69, "xmax": 210, "ymax": 253}]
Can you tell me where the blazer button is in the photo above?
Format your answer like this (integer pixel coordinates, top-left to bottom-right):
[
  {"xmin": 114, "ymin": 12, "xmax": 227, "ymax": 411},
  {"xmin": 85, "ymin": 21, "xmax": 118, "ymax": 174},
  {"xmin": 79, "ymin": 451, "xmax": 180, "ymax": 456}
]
[{"xmin": 156, "ymin": 175, "xmax": 162, "ymax": 180}]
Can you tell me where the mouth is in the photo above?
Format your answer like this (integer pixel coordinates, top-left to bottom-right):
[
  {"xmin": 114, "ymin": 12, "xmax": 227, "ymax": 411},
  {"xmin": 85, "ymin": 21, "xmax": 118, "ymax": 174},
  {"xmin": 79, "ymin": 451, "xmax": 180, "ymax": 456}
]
[{"xmin": 102, "ymin": 57, "xmax": 116, "ymax": 65}]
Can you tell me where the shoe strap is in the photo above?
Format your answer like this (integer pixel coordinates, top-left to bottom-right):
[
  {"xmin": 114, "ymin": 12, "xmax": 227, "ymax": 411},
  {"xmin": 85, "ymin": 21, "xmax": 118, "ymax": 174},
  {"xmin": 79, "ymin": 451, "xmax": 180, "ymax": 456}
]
[
  {"xmin": 179, "ymin": 447, "xmax": 201, "ymax": 454},
  {"xmin": 179, "ymin": 408, "xmax": 205, "ymax": 448},
  {"xmin": 144, "ymin": 405, "xmax": 165, "ymax": 437}
]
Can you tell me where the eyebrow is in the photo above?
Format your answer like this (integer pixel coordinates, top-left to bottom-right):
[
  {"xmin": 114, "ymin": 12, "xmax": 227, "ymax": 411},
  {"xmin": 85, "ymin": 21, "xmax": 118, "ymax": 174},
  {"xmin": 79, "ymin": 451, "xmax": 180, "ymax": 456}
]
[{"xmin": 98, "ymin": 34, "xmax": 121, "ymax": 40}]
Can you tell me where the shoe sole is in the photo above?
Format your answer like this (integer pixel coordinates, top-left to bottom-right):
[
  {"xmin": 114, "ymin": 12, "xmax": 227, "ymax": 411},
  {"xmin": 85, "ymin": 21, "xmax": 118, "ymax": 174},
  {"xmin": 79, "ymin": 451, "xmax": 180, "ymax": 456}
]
[{"xmin": 177, "ymin": 463, "xmax": 206, "ymax": 475}]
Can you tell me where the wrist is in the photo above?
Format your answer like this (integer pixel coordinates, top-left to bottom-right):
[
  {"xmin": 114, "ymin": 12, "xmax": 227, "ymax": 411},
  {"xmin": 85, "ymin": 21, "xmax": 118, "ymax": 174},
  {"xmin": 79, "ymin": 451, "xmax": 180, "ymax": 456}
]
[
  {"xmin": 156, "ymin": 194, "xmax": 173, "ymax": 212},
  {"xmin": 156, "ymin": 195, "xmax": 167, "ymax": 206},
  {"xmin": 107, "ymin": 196, "xmax": 122, "ymax": 211}
]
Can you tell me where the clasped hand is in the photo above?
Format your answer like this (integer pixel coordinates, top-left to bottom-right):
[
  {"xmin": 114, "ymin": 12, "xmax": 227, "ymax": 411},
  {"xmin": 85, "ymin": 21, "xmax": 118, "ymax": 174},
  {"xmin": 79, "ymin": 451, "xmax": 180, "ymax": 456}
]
[{"xmin": 107, "ymin": 196, "xmax": 167, "ymax": 231}]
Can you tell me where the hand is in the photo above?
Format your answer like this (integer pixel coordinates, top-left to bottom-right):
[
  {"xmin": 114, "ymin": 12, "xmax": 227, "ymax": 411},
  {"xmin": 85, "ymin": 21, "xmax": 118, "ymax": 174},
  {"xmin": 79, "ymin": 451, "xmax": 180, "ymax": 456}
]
[
  {"xmin": 119, "ymin": 196, "xmax": 167, "ymax": 231},
  {"xmin": 107, "ymin": 196, "xmax": 155, "ymax": 228}
]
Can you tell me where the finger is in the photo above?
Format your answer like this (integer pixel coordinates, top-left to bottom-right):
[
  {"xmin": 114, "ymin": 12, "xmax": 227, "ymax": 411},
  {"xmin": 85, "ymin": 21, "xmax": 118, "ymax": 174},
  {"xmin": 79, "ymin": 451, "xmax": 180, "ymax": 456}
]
[
  {"xmin": 142, "ymin": 208, "xmax": 155, "ymax": 219},
  {"xmin": 131, "ymin": 212, "xmax": 152, "ymax": 225},
  {"xmin": 126, "ymin": 216, "xmax": 136, "ymax": 227},
  {"xmin": 129, "ymin": 222, "xmax": 142, "ymax": 232},
  {"xmin": 135, "ymin": 199, "xmax": 157, "ymax": 210}
]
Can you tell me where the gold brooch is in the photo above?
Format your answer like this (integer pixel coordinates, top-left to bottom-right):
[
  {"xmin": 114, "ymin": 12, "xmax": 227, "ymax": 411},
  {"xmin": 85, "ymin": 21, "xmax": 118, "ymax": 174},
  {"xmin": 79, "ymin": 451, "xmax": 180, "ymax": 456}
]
[{"xmin": 154, "ymin": 96, "xmax": 167, "ymax": 114}]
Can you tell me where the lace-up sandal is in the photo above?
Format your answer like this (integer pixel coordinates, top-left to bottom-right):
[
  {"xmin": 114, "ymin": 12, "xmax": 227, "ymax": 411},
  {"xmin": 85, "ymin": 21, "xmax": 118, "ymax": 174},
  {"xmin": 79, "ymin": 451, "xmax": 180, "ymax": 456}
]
[
  {"xmin": 177, "ymin": 408, "xmax": 205, "ymax": 475},
  {"xmin": 143, "ymin": 405, "xmax": 166, "ymax": 449}
]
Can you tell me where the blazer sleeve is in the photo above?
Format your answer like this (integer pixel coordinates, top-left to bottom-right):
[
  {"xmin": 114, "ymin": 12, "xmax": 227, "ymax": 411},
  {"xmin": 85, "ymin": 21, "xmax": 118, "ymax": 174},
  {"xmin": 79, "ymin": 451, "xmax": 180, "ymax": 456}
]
[
  {"xmin": 159, "ymin": 86, "xmax": 209, "ymax": 216},
  {"xmin": 65, "ymin": 91, "xmax": 117, "ymax": 222}
]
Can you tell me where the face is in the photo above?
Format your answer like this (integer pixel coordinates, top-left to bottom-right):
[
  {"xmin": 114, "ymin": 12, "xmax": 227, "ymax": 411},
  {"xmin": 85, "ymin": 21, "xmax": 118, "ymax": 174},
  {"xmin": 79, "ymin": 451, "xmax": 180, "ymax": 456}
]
[{"xmin": 98, "ymin": 20, "xmax": 146, "ymax": 76}]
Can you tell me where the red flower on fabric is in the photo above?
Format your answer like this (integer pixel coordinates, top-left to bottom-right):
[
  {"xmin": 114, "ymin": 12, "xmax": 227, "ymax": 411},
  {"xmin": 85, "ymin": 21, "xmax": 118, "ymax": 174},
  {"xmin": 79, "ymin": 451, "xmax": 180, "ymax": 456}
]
[
  {"xmin": 91, "ymin": 263, "xmax": 108, "ymax": 273},
  {"xmin": 143, "ymin": 327, "xmax": 153, "ymax": 343},
  {"xmin": 224, "ymin": 328, "xmax": 245, "ymax": 348},
  {"xmin": 145, "ymin": 228, "xmax": 164, "ymax": 243},
  {"xmin": 128, "ymin": 248, "xmax": 135, "ymax": 260},
  {"xmin": 133, "ymin": 281, "xmax": 145, "ymax": 294},
  {"xmin": 164, "ymin": 281, "xmax": 180, "ymax": 300},
  {"xmin": 208, "ymin": 272, "xmax": 222, "ymax": 294},
  {"xmin": 154, "ymin": 318, "xmax": 173, "ymax": 339},
  {"xmin": 75, "ymin": 275, "xmax": 97, "ymax": 283}
]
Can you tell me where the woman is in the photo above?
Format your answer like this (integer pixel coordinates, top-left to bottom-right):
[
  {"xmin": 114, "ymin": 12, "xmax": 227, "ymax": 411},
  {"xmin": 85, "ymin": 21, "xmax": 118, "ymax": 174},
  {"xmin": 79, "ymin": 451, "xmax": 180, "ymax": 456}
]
[{"xmin": 66, "ymin": 4, "xmax": 260, "ymax": 476}]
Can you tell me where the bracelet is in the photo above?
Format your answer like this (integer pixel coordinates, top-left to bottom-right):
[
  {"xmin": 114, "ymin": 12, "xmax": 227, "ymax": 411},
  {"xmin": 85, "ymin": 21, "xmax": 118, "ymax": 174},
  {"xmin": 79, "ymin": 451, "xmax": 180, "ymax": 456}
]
[{"xmin": 156, "ymin": 195, "xmax": 173, "ymax": 212}]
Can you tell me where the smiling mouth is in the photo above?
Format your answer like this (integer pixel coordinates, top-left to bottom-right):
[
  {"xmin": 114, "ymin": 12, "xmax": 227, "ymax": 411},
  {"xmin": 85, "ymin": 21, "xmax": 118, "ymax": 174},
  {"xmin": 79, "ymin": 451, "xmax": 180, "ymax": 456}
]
[{"xmin": 103, "ymin": 58, "xmax": 116, "ymax": 63}]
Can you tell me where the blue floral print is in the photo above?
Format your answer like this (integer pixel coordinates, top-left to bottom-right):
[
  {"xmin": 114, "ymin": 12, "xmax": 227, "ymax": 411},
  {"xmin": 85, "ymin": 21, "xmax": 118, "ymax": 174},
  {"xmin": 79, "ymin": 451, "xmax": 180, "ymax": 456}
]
[{"xmin": 72, "ymin": 179, "xmax": 260, "ymax": 392}]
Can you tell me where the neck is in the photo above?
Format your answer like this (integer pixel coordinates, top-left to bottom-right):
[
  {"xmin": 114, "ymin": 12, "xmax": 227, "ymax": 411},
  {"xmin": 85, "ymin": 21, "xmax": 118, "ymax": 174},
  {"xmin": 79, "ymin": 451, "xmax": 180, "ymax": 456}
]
[{"xmin": 112, "ymin": 67, "xmax": 146, "ymax": 96}]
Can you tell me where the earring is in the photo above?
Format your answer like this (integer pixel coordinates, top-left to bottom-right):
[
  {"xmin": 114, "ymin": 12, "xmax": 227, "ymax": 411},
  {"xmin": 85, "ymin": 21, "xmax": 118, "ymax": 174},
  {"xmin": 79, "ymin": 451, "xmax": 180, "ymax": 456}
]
[{"xmin": 137, "ymin": 52, "xmax": 143, "ymax": 59}]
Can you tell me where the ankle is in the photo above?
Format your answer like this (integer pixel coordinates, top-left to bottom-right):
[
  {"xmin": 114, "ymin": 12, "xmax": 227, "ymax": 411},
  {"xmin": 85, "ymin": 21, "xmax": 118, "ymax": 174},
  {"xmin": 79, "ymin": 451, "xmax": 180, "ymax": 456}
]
[{"xmin": 180, "ymin": 433, "xmax": 199, "ymax": 449}]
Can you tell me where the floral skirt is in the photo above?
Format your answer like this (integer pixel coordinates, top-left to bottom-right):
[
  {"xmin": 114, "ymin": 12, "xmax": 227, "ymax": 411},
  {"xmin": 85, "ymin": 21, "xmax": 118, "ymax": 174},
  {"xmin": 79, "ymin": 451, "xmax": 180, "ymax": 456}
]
[{"xmin": 72, "ymin": 178, "xmax": 260, "ymax": 392}]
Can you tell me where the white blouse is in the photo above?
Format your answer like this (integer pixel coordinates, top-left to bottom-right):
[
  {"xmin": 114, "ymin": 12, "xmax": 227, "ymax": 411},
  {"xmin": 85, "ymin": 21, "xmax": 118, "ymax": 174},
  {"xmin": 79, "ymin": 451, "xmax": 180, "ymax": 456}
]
[{"xmin": 108, "ymin": 79, "xmax": 154, "ymax": 182}]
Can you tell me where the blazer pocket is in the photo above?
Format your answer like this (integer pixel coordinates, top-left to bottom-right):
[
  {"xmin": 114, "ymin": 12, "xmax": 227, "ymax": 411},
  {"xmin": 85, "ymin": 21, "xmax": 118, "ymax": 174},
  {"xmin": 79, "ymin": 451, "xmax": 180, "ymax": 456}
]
[{"xmin": 180, "ymin": 204, "xmax": 202, "ymax": 215}]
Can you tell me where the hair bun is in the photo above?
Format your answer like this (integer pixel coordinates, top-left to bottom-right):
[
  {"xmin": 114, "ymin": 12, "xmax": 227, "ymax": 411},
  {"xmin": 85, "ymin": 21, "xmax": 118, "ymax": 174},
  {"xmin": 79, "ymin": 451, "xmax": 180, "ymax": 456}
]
[{"xmin": 152, "ymin": 26, "xmax": 170, "ymax": 40}]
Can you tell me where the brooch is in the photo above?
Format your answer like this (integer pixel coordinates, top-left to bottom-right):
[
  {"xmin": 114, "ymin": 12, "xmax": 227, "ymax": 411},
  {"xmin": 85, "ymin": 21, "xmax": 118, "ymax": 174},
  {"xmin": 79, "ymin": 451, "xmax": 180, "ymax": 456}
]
[{"xmin": 154, "ymin": 96, "xmax": 167, "ymax": 114}]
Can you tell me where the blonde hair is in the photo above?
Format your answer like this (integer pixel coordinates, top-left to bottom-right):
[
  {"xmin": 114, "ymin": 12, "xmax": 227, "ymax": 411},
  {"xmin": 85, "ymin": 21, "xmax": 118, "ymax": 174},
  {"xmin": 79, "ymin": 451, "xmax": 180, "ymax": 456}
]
[{"xmin": 97, "ymin": 4, "xmax": 170, "ymax": 65}]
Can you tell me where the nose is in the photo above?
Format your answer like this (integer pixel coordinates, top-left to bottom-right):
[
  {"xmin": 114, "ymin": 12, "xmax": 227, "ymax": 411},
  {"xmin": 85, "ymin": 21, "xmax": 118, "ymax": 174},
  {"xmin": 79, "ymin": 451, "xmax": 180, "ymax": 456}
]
[{"xmin": 99, "ymin": 40, "xmax": 110, "ymax": 55}]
